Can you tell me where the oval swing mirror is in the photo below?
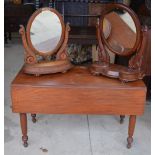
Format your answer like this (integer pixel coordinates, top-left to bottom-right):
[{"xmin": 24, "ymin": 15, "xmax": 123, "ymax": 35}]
[
  {"xmin": 100, "ymin": 4, "xmax": 141, "ymax": 56},
  {"xmin": 90, "ymin": 4, "xmax": 146, "ymax": 82},
  {"xmin": 19, "ymin": 7, "xmax": 73, "ymax": 75},
  {"xmin": 26, "ymin": 8, "xmax": 65, "ymax": 56}
]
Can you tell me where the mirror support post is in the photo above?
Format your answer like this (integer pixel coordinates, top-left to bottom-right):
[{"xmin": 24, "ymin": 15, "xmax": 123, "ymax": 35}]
[
  {"xmin": 56, "ymin": 23, "xmax": 70, "ymax": 60},
  {"xmin": 19, "ymin": 25, "xmax": 37, "ymax": 64},
  {"xmin": 96, "ymin": 20, "xmax": 110, "ymax": 63},
  {"xmin": 129, "ymin": 26, "xmax": 149, "ymax": 73}
]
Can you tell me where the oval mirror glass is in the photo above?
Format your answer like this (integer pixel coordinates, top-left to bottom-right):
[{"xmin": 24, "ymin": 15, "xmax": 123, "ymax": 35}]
[
  {"xmin": 102, "ymin": 9, "xmax": 137, "ymax": 54},
  {"xmin": 30, "ymin": 10, "xmax": 62, "ymax": 53}
]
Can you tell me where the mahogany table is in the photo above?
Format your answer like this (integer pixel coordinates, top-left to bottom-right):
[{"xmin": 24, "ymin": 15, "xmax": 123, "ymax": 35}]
[{"xmin": 11, "ymin": 66, "xmax": 146, "ymax": 148}]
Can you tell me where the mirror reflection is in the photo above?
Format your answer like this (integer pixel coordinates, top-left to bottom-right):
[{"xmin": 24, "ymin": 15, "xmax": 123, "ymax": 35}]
[
  {"xmin": 30, "ymin": 10, "xmax": 62, "ymax": 53},
  {"xmin": 103, "ymin": 9, "xmax": 136, "ymax": 53}
]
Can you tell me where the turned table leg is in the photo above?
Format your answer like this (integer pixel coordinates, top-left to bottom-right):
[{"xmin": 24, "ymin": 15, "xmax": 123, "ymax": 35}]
[
  {"xmin": 20, "ymin": 113, "xmax": 28, "ymax": 147},
  {"xmin": 31, "ymin": 114, "xmax": 37, "ymax": 123},
  {"xmin": 120, "ymin": 115, "xmax": 125, "ymax": 124},
  {"xmin": 127, "ymin": 115, "xmax": 136, "ymax": 149}
]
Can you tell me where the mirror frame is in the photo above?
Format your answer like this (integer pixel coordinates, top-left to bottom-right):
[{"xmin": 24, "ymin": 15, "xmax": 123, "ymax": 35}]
[
  {"xmin": 26, "ymin": 7, "xmax": 65, "ymax": 56},
  {"xmin": 99, "ymin": 3, "xmax": 142, "ymax": 56}
]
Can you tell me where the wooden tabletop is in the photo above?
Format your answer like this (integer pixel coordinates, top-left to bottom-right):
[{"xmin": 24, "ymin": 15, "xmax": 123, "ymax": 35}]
[
  {"xmin": 12, "ymin": 65, "xmax": 146, "ymax": 89},
  {"xmin": 11, "ymin": 66, "xmax": 146, "ymax": 115}
]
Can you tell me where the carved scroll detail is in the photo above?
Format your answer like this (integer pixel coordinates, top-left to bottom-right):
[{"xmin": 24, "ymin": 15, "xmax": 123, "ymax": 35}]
[
  {"xmin": 19, "ymin": 25, "xmax": 37, "ymax": 64},
  {"xmin": 129, "ymin": 26, "xmax": 149, "ymax": 71},
  {"xmin": 56, "ymin": 23, "xmax": 70, "ymax": 60},
  {"xmin": 96, "ymin": 21, "xmax": 110, "ymax": 63}
]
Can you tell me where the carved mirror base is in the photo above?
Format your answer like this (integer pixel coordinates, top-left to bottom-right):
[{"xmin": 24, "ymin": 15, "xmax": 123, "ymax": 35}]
[
  {"xmin": 90, "ymin": 62, "xmax": 144, "ymax": 82},
  {"xmin": 23, "ymin": 60, "xmax": 73, "ymax": 75}
]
